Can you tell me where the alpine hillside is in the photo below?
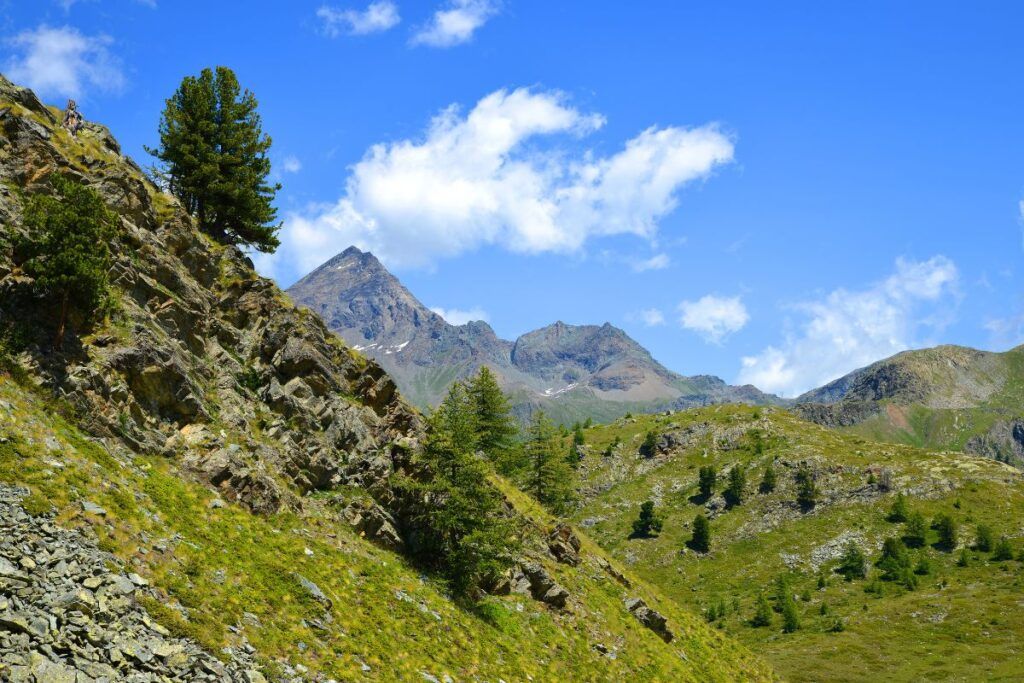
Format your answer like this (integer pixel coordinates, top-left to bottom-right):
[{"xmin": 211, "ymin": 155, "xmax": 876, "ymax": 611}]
[
  {"xmin": 0, "ymin": 76, "xmax": 772, "ymax": 681},
  {"xmin": 287, "ymin": 246, "xmax": 776, "ymax": 424}
]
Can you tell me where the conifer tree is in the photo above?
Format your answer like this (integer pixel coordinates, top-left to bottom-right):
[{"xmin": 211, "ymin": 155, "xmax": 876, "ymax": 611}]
[
  {"xmin": 903, "ymin": 511, "xmax": 928, "ymax": 548},
  {"xmin": 631, "ymin": 501, "xmax": 663, "ymax": 538},
  {"xmin": 698, "ymin": 466, "xmax": 717, "ymax": 499},
  {"xmin": 394, "ymin": 382, "xmax": 517, "ymax": 594},
  {"xmin": 723, "ymin": 465, "xmax": 746, "ymax": 507},
  {"xmin": 795, "ymin": 464, "xmax": 817, "ymax": 510},
  {"xmin": 689, "ymin": 513, "xmax": 711, "ymax": 553},
  {"xmin": 934, "ymin": 513, "xmax": 957, "ymax": 551},
  {"xmin": 781, "ymin": 598, "xmax": 801, "ymax": 633},
  {"xmin": 20, "ymin": 175, "xmax": 117, "ymax": 349},
  {"xmin": 974, "ymin": 524, "xmax": 993, "ymax": 552},
  {"xmin": 759, "ymin": 463, "xmax": 777, "ymax": 493},
  {"xmin": 887, "ymin": 493, "xmax": 908, "ymax": 523},
  {"xmin": 525, "ymin": 411, "xmax": 576, "ymax": 514},
  {"xmin": 992, "ymin": 537, "xmax": 1015, "ymax": 561},
  {"xmin": 640, "ymin": 430, "xmax": 658, "ymax": 458},
  {"xmin": 572, "ymin": 423, "xmax": 586, "ymax": 447},
  {"xmin": 751, "ymin": 592, "xmax": 773, "ymax": 627},
  {"xmin": 836, "ymin": 541, "xmax": 867, "ymax": 581},
  {"xmin": 150, "ymin": 66, "xmax": 281, "ymax": 252},
  {"xmin": 877, "ymin": 537, "xmax": 915, "ymax": 588},
  {"xmin": 467, "ymin": 366, "xmax": 518, "ymax": 469}
]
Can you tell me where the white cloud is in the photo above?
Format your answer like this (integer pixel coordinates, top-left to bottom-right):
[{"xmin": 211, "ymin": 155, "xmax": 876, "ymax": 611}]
[
  {"xmin": 678, "ymin": 295, "xmax": 748, "ymax": 343},
  {"xmin": 411, "ymin": 0, "xmax": 498, "ymax": 48},
  {"xmin": 738, "ymin": 256, "xmax": 959, "ymax": 397},
  {"xmin": 282, "ymin": 156, "xmax": 302, "ymax": 174},
  {"xmin": 266, "ymin": 87, "xmax": 733, "ymax": 277},
  {"xmin": 317, "ymin": 1, "xmax": 400, "ymax": 36},
  {"xmin": 5, "ymin": 25, "xmax": 125, "ymax": 100},
  {"xmin": 628, "ymin": 308, "xmax": 665, "ymax": 327},
  {"xmin": 631, "ymin": 253, "xmax": 670, "ymax": 272},
  {"xmin": 430, "ymin": 306, "xmax": 489, "ymax": 325}
]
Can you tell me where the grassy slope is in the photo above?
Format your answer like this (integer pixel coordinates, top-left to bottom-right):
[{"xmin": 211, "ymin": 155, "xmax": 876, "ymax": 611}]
[
  {"xmin": 0, "ymin": 373, "xmax": 772, "ymax": 682},
  {"xmin": 568, "ymin": 405, "xmax": 1024, "ymax": 682}
]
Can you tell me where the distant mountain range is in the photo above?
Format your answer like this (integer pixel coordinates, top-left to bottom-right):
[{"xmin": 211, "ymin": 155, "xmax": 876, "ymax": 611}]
[
  {"xmin": 287, "ymin": 247, "xmax": 777, "ymax": 424},
  {"xmin": 795, "ymin": 344, "xmax": 1024, "ymax": 466}
]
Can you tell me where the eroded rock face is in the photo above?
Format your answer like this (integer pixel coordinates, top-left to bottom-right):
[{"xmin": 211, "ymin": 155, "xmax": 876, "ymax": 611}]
[
  {"xmin": 0, "ymin": 75, "xmax": 422, "ymax": 518},
  {"xmin": 0, "ymin": 485, "xmax": 262, "ymax": 681},
  {"xmin": 547, "ymin": 523, "xmax": 582, "ymax": 566}
]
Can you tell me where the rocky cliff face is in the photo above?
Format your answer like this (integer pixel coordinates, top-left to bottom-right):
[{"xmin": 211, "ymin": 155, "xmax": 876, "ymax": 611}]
[
  {"xmin": 0, "ymin": 76, "xmax": 419, "ymax": 517},
  {"xmin": 287, "ymin": 247, "xmax": 778, "ymax": 421}
]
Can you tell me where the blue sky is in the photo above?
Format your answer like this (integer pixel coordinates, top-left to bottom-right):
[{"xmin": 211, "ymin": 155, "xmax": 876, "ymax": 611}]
[{"xmin": 3, "ymin": 1, "xmax": 1023, "ymax": 396}]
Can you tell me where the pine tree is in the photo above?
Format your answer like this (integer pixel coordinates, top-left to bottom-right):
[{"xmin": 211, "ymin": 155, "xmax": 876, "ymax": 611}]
[
  {"xmin": 887, "ymin": 493, "xmax": 908, "ymax": 523},
  {"xmin": 723, "ymin": 465, "xmax": 746, "ymax": 507},
  {"xmin": 394, "ymin": 382, "xmax": 517, "ymax": 594},
  {"xmin": 631, "ymin": 501, "xmax": 663, "ymax": 538},
  {"xmin": 974, "ymin": 524, "xmax": 994, "ymax": 552},
  {"xmin": 689, "ymin": 513, "xmax": 711, "ymax": 553},
  {"xmin": 934, "ymin": 513, "xmax": 957, "ymax": 551},
  {"xmin": 992, "ymin": 537, "xmax": 1015, "ymax": 561},
  {"xmin": 698, "ymin": 466, "xmax": 717, "ymax": 499},
  {"xmin": 572, "ymin": 422, "xmax": 586, "ymax": 447},
  {"xmin": 467, "ymin": 366, "xmax": 519, "ymax": 471},
  {"xmin": 903, "ymin": 511, "xmax": 928, "ymax": 548},
  {"xmin": 877, "ymin": 537, "xmax": 912, "ymax": 584},
  {"xmin": 836, "ymin": 541, "xmax": 867, "ymax": 581},
  {"xmin": 795, "ymin": 464, "xmax": 817, "ymax": 510},
  {"xmin": 781, "ymin": 597, "xmax": 800, "ymax": 633},
  {"xmin": 19, "ymin": 175, "xmax": 117, "ymax": 349},
  {"xmin": 759, "ymin": 463, "xmax": 777, "ymax": 493},
  {"xmin": 525, "ymin": 412, "xmax": 576, "ymax": 514},
  {"xmin": 751, "ymin": 592, "xmax": 773, "ymax": 627},
  {"xmin": 640, "ymin": 430, "xmax": 658, "ymax": 458},
  {"xmin": 149, "ymin": 66, "xmax": 281, "ymax": 252}
]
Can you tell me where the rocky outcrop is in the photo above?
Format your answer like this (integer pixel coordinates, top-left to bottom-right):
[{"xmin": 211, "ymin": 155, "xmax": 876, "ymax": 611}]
[
  {"xmin": 965, "ymin": 420, "xmax": 1024, "ymax": 468},
  {"xmin": 547, "ymin": 523, "xmax": 582, "ymax": 566},
  {"xmin": 624, "ymin": 597, "xmax": 673, "ymax": 643},
  {"xmin": 0, "ymin": 75, "xmax": 421, "ymax": 520},
  {"xmin": 0, "ymin": 485, "xmax": 263, "ymax": 682},
  {"xmin": 794, "ymin": 400, "xmax": 882, "ymax": 428}
]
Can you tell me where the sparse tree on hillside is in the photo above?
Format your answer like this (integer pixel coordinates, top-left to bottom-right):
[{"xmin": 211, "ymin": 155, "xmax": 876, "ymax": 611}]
[
  {"xmin": 723, "ymin": 465, "xmax": 746, "ymax": 507},
  {"xmin": 751, "ymin": 592, "xmax": 773, "ymax": 627},
  {"xmin": 467, "ymin": 366, "xmax": 519, "ymax": 472},
  {"xmin": 149, "ymin": 66, "xmax": 281, "ymax": 252},
  {"xmin": 993, "ymin": 537, "xmax": 1015, "ymax": 561},
  {"xmin": 795, "ymin": 464, "xmax": 817, "ymax": 510},
  {"xmin": 640, "ymin": 430, "xmax": 659, "ymax": 458},
  {"xmin": 572, "ymin": 423, "xmax": 586, "ymax": 447},
  {"xmin": 19, "ymin": 175, "xmax": 117, "ymax": 350},
  {"xmin": 934, "ymin": 513, "xmax": 957, "ymax": 551},
  {"xmin": 781, "ymin": 598, "xmax": 801, "ymax": 633},
  {"xmin": 877, "ymin": 537, "xmax": 916, "ymax": 588},
  {"xmin": 887, "ymin": 493, "xmax": 908, "ymax": 523},
  {"xmin": 698, "ymin": 466, "xmax": 717, "ymax": 499},
  {"xmin": 394, "ymin": 382, "xmax": 517, "ymax": 594},
  {"xmin": 631, "ymin": 501, "xmax": 663, "ymax": 538},
  {"xmin": 525, "ymin": 411, "xmax": 576, "ymax": 514},
  {"xmin": 689, "ymin": 513, "xmax": 711, "ymax": 553},
  {"xmin": 759, "ymin": 463, "xmax": 777, "ymax": 493},
  {"xmin": 836, "ymin": 541, "xmax": 867, "ymax": 581},
  {"xmin": 974, "ymin": 524, "xmax": 994, "ymax": 552},
  {"xmin": 903, "ymin": 511, "xmax": 928, "ymax": 548}
]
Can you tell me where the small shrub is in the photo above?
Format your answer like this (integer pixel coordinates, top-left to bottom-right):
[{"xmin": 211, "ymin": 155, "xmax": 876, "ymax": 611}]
[
  {"xmin": 974, "ymin": 524, "xmax": 994, "ymax": 552},
  {"xmin": 992, "ymin": 537, "xmax": 1014, "ymax": 562}
]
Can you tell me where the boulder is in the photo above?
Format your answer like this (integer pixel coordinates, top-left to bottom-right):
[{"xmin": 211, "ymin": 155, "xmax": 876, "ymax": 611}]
[{"xmin": 624, "ymin": 597, "xmax": 673, "ymax": 643}]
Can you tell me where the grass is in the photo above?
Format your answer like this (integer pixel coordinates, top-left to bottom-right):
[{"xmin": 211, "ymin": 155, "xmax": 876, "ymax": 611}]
[{"xmin": 567, "ymin": 405, "xmax": 1024, "ymax": 682}]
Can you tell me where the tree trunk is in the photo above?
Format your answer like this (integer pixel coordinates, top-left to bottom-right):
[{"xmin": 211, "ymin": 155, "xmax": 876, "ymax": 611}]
[{"xmin": 54, "ymin": 290, "xmax": 68, "ymax": 350}]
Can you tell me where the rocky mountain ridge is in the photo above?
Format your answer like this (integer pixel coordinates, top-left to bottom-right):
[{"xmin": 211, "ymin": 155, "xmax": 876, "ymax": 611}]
[
  {"xmin": 287, "ymin": 246, "xmax": 777, "ymax": 423},
  {"xmin": 794, "ymin": 344, "xmax": 1024, "ymax": 466}
]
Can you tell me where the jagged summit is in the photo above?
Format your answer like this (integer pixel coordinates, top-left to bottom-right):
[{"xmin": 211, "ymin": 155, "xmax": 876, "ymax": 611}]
[{"xmin": 288, "ymin": 246, "xmax": 779, "ymax": 422}]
